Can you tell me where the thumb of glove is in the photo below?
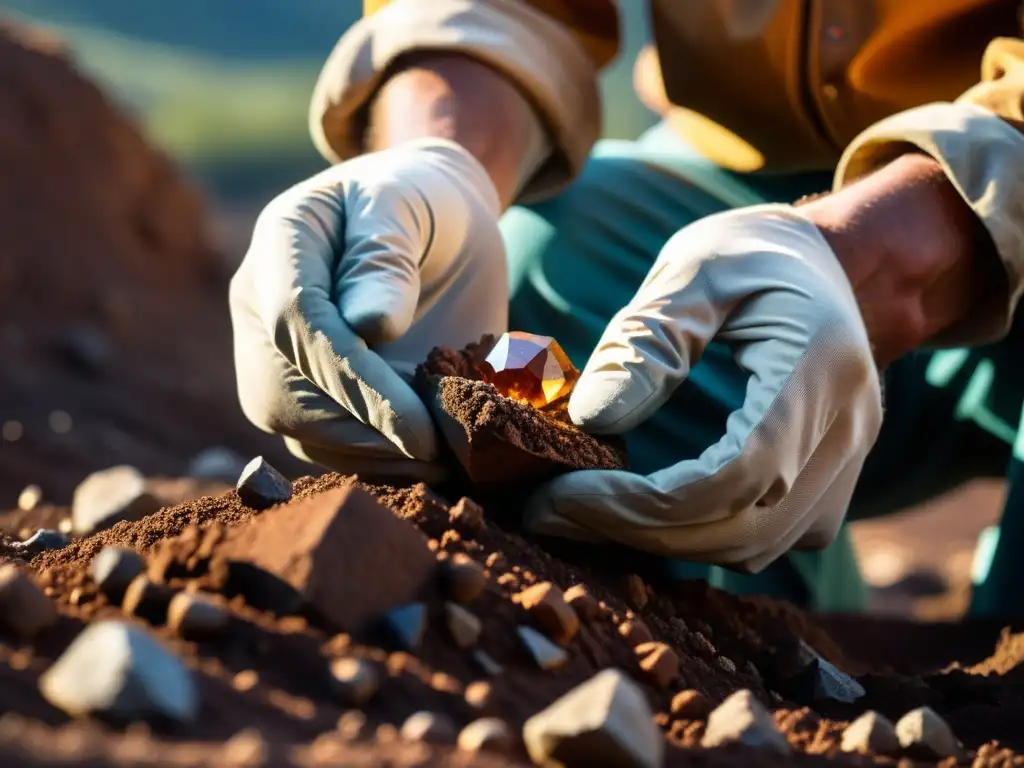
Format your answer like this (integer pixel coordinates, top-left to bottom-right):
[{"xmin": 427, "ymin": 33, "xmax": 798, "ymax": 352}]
[
  {"xmin": 335, "ymin": 176, "xmax": 431, "ymax": 347},
  {"xmin": 568, "ymin": 251, "xmax": 720, "ymax": 435}
]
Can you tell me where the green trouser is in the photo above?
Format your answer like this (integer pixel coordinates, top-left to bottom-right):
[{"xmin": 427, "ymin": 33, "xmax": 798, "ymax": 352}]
[{"xmin": 500, "ymin": 123, "xmax": 1016, "ymax": 615}]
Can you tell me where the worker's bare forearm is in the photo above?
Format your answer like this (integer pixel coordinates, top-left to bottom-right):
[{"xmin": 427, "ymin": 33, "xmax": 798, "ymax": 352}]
[
  {"xmin": 802, "ymin": 153, "xmax": 1000, "ymax": 366},
  {"xmin": 368, "ymin": 53, "xmax": 547, "ymax": 208}
]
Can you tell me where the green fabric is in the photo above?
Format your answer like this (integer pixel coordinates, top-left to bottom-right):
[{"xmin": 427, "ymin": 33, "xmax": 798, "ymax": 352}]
[{"xmin": 500, "ymin": 123, "xmax": 863, "ymax": 612}]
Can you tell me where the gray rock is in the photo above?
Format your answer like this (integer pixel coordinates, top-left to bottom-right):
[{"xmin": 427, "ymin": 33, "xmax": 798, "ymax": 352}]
[
  {"xmin": 12, "ymin": 529, "xmax": 69, "ymax": 556},
  {"xmin": 523, "ymin": 668, "xmax": 663, "ymax": 768},
  {"xmin": 841, "ymin": 711, "xmax": 899, "ymax": 755},
  {"xmin": 90, "ymin": 547, "xmax": 145, "ymax": 604},
  {"xmin": 167, "ymin": 592, "xmax": 229, "ymax": 639},
  {"xmin": 0, "ymin": 564, "xmax": 57, "ymax": 639},
  {"xmin": 445, "ymin": 602, "xmax": 481, "ymax": 649},
  {"xmin": 809, "ymin": 657, "xmax": 865, "ymax": 704},
  {"xmin": 383, "ymin": 603, "xmax": 427, "ymax": 651},
  {"xmin": 895, "ymin": 706, "xmax": 965, "ymax": 760},
  {"xmin": 472, "ymin": 649, "xmax": 504, "ymax": 677},
  {"xmin": 330, "ymin": 657, "xmax": 380, "ymax": 706},
  {"xmin": 458, "ymin": 717, "xmax": 514, "ymax": 753},
  {"xmin": 72, "ymin": 466, "xmax": 161, "ymax": 535},
  {"xmin": 235, "ymin": 457, "xmax": 291, "ymax": 510},
  {"xmin": 187, "ymin": 447, "xmax": 247, "ymax": 483},
  {"xmin": 517, "ymin": 625, "xmax": 568, "ymax": 670},
  {"xmin": 400, "ymin": 711, "xmax": 456, "ymax": 744},
  {"xmin": 702, "ymin": 689, "xmax": 789, "ymax": 754},
  {"xmin": 782, "ymin": 640, "xmax": 864, "ymax": 704},
  {"xmin": 39, "ymin": 621, "xmax": 197, "ymax": 722}
]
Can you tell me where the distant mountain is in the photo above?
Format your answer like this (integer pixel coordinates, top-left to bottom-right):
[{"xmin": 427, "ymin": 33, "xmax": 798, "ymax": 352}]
[{"xmin": 3, "ymin": 0, "xmax": 361, "ymax": 59}]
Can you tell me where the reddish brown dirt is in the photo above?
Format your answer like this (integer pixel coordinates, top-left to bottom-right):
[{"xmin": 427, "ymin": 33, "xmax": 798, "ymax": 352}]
[
  {"xmin": 431, "ymin": 377, "xmax": 627, "ymax": 483},
  {"xmin": 0, "ymin": 473, "xmax": 1017, "ymax": 766},
  {"xmin": 418, "ymin": 337, "xmax": 498, "ymax": 381},
  {"xmin": 417, "ymin": 341, "xmax": 627, "ymax": 486},
  {"xmin": 0, "ymin": 21, "xmax": 298, "ymax": 507}
]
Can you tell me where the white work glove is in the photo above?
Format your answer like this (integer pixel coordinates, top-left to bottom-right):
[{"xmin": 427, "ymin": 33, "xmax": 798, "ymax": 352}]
[
  {"xmin": 229, "ymin": 139, "xmax": 508, "ymax": 481},
  {"xmin": 526, "ymin": 204, "xmax": 884, "ymax": 573}
]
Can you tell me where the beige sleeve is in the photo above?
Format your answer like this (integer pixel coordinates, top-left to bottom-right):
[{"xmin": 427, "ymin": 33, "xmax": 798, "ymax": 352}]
[
  {"xmin": 310, "ymin": 0, "xmax": 602, "ymax": 202},
  {"xmin": 834, "ymin": 44, "xmax": 1024, "ymax": 346}
]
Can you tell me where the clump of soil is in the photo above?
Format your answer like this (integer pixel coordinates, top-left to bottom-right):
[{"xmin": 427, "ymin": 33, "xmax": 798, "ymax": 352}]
[
  {"xmin": 417, "ymin": 340, "xmax": 627, "ymax": 486},
  {"xmin": 418, "ymin": 335, "xmax": 498, "ymax": 380},
  {"xmin": 0, "ymin": 21, "xmax": 295, "ymax": 505},
  {"xmin": 427, "ymin": 377, "xmax": 628, "ymax": 485}
]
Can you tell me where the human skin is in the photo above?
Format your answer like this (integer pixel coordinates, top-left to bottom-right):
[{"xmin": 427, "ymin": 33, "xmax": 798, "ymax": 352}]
[
  {"xmin": 369, "ymin": 53, "xmax": 541, "ymax": 209},
  {"xmin": 370, "ymin": 56, "xmax": 997, "ymax": 367},
  {"xmin": 800, "ymin": 153, "xmax": 1000, "ymax": 368}
]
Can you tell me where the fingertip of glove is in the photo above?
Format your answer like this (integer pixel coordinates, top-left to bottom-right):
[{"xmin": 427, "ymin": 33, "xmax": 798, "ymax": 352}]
[
  {"xmin": 568, "ymin": 374, "xmax": 642, "ymax": 434},
  {"xmin": 521, "ymin": 487, "xmax": 561, "ymax": 536},
  {"xmin": 388, "ymin": 409, "xmax": 440, "ymax": 463},
  {"xmin": 522, "ymin": 481, "xmax": 603, "ymax": 543},
  {"xmin": 344, "ymin": 307, "xmax": 408, "ymax": 347}
]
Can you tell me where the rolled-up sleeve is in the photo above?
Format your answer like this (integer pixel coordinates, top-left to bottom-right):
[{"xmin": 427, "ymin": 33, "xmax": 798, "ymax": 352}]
[
  {"xmin": 310, "ymin": 0, "xmax": 619, "ymax": 202},
  {"xmin": 834, "ymin": 37, "xmax": 1024, "ymax": 347}
]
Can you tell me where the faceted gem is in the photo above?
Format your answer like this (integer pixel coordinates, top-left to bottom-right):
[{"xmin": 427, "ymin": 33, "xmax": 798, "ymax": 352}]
[{"xmin": 480, "ymin": 332, "xmax": 579, "ymax": 408}]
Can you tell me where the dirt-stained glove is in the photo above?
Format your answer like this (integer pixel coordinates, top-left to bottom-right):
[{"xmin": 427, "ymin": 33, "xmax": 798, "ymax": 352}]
[
  {"xmin": 526, "ymin": 204, "xmax": 884, "ymax": 573},
  {"xmin": 229, "ymin": 138, "xmax": 508, "ymax": 481}
]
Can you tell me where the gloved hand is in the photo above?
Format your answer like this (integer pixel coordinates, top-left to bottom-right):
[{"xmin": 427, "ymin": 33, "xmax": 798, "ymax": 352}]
[
  {"xmin": 229, "ymin": 138, "xmax": 508, "ymax": 481},
  {"xmin": 526, "ymin": 204, "xmax": 884, "ymax": 573}
]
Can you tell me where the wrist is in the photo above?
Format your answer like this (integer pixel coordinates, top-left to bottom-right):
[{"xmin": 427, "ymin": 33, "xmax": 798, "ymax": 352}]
[
  {"xmin": 369, "ymin": 53, "xmax": 549, "ymax": 208},
  {"xmin": 800, "ymin": 153, "xmax": 995, "ymax": 366}
]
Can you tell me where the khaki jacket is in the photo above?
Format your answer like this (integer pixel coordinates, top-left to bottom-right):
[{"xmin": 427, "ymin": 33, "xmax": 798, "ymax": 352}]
[{"xmin": 312, "ymin": 0, "xmax": 1024, "ymax": 346}]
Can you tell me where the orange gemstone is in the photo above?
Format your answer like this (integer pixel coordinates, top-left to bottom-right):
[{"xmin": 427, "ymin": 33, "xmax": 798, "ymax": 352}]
[{"xmin": 480, "ymin": 332, "xmax": 579, "ymax": 408}]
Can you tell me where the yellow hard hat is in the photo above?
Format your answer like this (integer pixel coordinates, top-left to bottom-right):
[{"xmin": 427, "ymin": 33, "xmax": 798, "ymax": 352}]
[{"xmin": 640, "ymin": 0, "xmax": 1018, "ymax": 172}]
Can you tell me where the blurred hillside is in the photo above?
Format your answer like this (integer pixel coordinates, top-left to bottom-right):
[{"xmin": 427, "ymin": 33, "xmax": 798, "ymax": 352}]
[
  {"xmin": 5, "ymin": 1, "xmax": 656, "ymax": 205},
  {"xmin": 4, "ymin": 0, "xmax": 362, "ymax": 56}
]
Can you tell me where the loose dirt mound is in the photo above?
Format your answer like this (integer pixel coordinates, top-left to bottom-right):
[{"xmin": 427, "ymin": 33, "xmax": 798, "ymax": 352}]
[
  {"xmin": 0, "ymin": 473, "xmax": 1016, "ymax": 766},
  {"xmin": 0, "ymin": 21, "xmax": 294, "ymax": 506}
]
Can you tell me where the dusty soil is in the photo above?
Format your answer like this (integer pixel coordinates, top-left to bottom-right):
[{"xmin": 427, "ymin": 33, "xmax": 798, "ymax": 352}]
[
  {"xmin": 0, "ymin": 21, "xmax": 298, "ymax": 508},
  {"xmin": 416, "ymin": 339, "xmax": 627, "ymax": 491},
  {"xmin": 850, "ymin": 480, "xmax": 1006, "ymax": 621}
]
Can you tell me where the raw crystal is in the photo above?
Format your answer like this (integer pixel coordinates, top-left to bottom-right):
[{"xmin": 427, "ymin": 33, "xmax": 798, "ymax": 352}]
[{"xmin": 480, "ymin": 332, "xmax": 579, "ymax": 409}]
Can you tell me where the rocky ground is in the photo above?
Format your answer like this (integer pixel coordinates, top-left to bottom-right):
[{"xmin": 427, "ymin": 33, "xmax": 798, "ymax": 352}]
[
  {"xmin": 4, "ymin": 16, "xmax": 1024, "ymax": 768},
  {"xmin": 1, "ymin": 463, "xmax": 1024, "ymax": 767},
  {"xmin": 0, "ymin": 19, "xmax": 302, "ymax": 507}
]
